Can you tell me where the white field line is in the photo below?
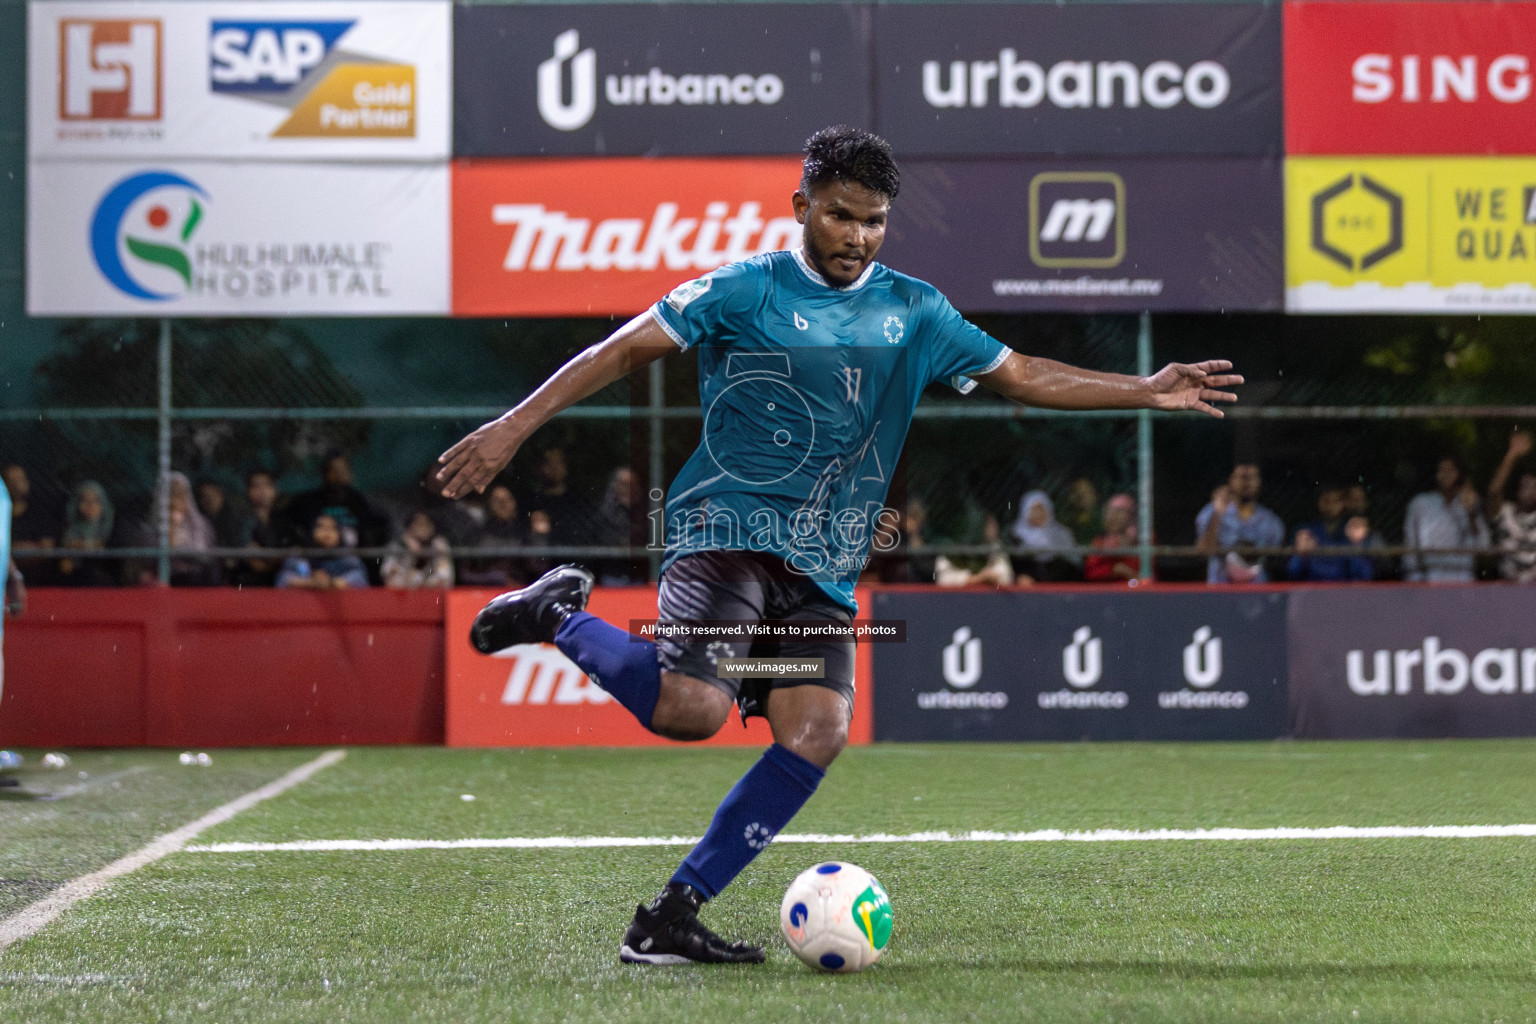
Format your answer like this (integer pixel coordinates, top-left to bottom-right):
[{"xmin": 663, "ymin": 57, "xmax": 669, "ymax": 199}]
[
  {"xmin": 186, "ymin": 823, "xmax": 1536, "ymax": 854},
  {"xmin": 0, "ymin": 749, "xmax": 347, "ymax": 954}
]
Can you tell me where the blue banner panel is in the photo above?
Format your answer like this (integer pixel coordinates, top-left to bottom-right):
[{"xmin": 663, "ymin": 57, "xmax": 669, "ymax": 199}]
[
  {"xmin": 879, "ymin": 158, "xmax": 1283, "ymax": 313},
  {"xmin": 871, "ymin": 590, "xmax": 1288, "ymax": 742},
  {"xmin": 454, "ymin": 4, "xmax": 870, "ymax": 156},
  {"xmin": 1289, "ymin": 587, "xmax": 1536, "ymax": 739},
  {"xmin": 874, "ymin": 3, "xmax": 1281, "ymax": 156}
]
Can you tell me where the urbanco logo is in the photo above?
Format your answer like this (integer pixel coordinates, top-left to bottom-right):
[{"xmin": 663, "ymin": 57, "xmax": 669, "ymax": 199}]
[
  {"xmin": 1040, "ymin": 626, "xmax": 1127, "ymax": 709},
  {"xmin": 921, "ymin": 51, "xmax": 1229, "ymax": 111},
  {"xmin": 89, "ymin": 170, "xmax": 209, "ymax": 301},
  {"xmin": 496, "ymin": 644, "xmax": 613, "ymax": 705},
  {"xmin": 917, "ymin": 625, "xmax": 1007, "ymax": 710},
  {"xmin": 1159, "ymin": 626, "xmax": 1249, "ymax": 710},
  {"xmin": 535, "ymin": 29, "xmax": 786, "ymax": 132},
  {"xmin": 1346, "ymin": 637, "xmax": 1536, "ymax": 696}
]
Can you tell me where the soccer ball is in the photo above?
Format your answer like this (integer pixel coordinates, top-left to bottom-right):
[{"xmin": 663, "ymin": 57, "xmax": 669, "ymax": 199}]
[{"xmin": 779, "ymin": 861, "xmax": 892, "ymax": 972}]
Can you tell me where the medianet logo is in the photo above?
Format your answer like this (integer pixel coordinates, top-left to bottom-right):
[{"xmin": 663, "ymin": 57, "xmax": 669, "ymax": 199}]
[
  {"xmin": 916, "ymin": 627, "xmax": 1008, "ymax": 710},
  {"xmin": 1346, "ymin": 637, "xmax": 1536, "ymax": 696}
]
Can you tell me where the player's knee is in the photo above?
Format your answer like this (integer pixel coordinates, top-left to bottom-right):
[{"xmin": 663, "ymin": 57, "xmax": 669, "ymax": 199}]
[
  {"xmin": 650, "ymin": 673, "xmax": 733, "ymax": 742},
  {"xmin": 780, "ymin": 711, "xmax": 849, "ymax": 769}
]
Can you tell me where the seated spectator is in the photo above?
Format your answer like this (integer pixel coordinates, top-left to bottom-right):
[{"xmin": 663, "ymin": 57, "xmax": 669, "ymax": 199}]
[
  {"xmin": 231, "ymin": 469, "xmax": 285, "ymax": 587},
  {"xmin": 1287, "ymin": 484, "xmax": 1375, "ymax": 582},
  {"xmin": 1344, "ymin": 482, "xmax": 1397, "ymax": 580},
  {"xmin": 4, "ymin": 463, "xmax": 59, "ymax": 584},
  {"xmin": 1196, "ymin": 463, "xmax": 1285, "ymax": 583},
  {"xmin": 592, "ymin": 467, "xmax": 647, "ymax": 585},
  {"xmin": 870, "ymin": 498, "xmax": 938, "ymax": 584},
  {"xmin": 194, "ymin": 478, "xmax": 244, "ymax": 549},
  {"xmin": 1010, "ymin": 490, "xmax": 1081, "ymax": 582},
  {"xmin": 936, "ymin": 512, "xmax": 1015, "ymax": 587},
  {"xmin": 276, "ymin": 513, "xmax": 369, "ymax": 590},
  {"xmin": 57, "ymin": 480, "xmax": 119, "ymax": 587},
  {"xmin": 1404, "ymin": 455, "xmax": 1489, "ymax": 582},
  {"xmin": 1084, "ymin": 493, "xmax": 1141, "ymax": 583},
  {"xmin": 132, "ymin": 471, "xmax": 222, "ymax": 586},
  {"xmin": 382, "ymin": 511, "xmax": 455, "ymax": 589},
  {"xmin": 1060, "ymin": 476, "xmax": 1103, "ymax": 546},
  {"xmin": 283, "ymin": 452, "xmax": 390, "ymax": 551},
  {"xmin": 459, "ymin": 484, "xmax": 532, "ymax": 588},
  {"xmin": 1486, "ymin": 430, "xmax": 1536, "ymax": 583},
  {"xmin": 526, "ymin": 446, "xmax": 595, "ymax": 546}
]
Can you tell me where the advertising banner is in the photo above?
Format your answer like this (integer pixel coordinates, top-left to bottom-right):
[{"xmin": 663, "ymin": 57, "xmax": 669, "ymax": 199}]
[
  {"xmin": 1289, "ymin": 587, "xmax": 1536, "ymax": 739},
  {"xmin": 880, "ymin": 159, "xmax": 1283, "ymax": 313},
  {"xmin": 28, "ymin": 162, "xmax": 449, "ymax": 315},
  {"xmin": 452, "ymin": 157, "xmax": 803, "ymax": 316},
  {"xmin": 28, "ymin": 0, "xmax": 450, "ymax": 161},
  {"xmin": 1286, "ymin": 157, "xmax": 1536, "ymax": 313},
  {"xmin": 454, "ymin": 4, "xmax": 869, "ymax": 157},
  {"xmin": 870, "ymin": 590, "xmax": 1288, "ymax": 743},
  {"xmin": 445, "ymin": 587, "xmax": 873, "ymax": 747},
  {"xmin": 873, "ymin": 3, "xmax": 1281, "ymax": 157},
  {"xmin": 1285, "ymin": 1, "xmax": 1536, "ymax": 156}
]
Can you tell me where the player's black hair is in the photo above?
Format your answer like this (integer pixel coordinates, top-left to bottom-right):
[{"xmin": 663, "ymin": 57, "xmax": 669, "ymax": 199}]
[{"xmin": 801, "ymin": 126, "xmax": 900, "ymax": 201}]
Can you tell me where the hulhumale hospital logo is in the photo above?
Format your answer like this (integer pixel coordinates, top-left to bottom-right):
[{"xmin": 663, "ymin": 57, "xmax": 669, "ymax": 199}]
[{"xmin": 89, "ymin": 170, "xmax": 208, "ymax": 300}]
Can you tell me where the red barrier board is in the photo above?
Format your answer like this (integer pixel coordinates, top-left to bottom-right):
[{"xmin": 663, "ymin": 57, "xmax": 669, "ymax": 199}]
[
  {"xmin": 1286, "ymin": 2, "xmax": 1536, "ymax": 154},
  {"xmin": 451, "ymin": 158, "xmax": 803, "ymax": 316},
  {"xmin": 445, "ymin": 586, "xmax": 873, "ymax": 747}
]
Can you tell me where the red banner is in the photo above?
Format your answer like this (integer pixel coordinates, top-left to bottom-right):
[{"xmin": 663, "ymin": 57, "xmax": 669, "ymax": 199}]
[
  {"xmin": 445, "ymin": 586, "xmax": 873, "ymax": 747},
  {"xmin": 451, "ymin": 158, "xmax": 804, "ymax": 316},
  {"xmin": 1285, "ymin": 1, "xmax": 1536, "ymax": 155}
]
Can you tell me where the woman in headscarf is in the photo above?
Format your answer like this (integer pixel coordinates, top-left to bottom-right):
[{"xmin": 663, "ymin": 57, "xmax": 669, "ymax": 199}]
[
  {"xmin": 58, "ymin": 480, "xmax": 118, "ymax": 587},
  {"xmin": 1010, "ymin": 489, "xmax": 1082, "ymax": 582}
]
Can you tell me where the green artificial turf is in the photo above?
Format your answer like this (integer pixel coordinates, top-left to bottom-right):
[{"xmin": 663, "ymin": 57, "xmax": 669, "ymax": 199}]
[{"xmin": 5, "ymin": 741, "xmax": 1536, "ymax": 1022}]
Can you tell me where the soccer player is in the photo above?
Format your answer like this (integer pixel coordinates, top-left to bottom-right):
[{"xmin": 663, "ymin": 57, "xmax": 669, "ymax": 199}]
[{"xmin": 436, "ymin": 126, "xmax": 1242, "ymax": 964}]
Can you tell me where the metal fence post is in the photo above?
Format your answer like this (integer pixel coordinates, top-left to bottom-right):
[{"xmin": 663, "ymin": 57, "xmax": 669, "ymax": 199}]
[
  {"xmin": 157, "ymin": 318, "xmax": 173, "ymax": 585},
  {"xmin": 1137, "ymin": 312, "xmax": 1154, "ymax": 582}
]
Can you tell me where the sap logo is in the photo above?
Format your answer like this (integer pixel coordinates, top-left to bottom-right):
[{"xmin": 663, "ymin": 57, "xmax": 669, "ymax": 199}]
[
  {"xmin": 495, "ymin": 644, "xmax": 613, "ymax": 705},
  {"xmin": 942, "ymin": 626, "xmax": 982, "ymax": 688},
  {"xmin": 1346, "ymin": 638, "xmax": 1536, "ymax": 696},
  {"xmin": 60, "ymin": 19, "xmax": 162, "ymax": 121},
  {"xmin": 1029, "ymin": 173, "xmax": 1125, "ymax": 269},
  {"xmin": 210, "ymin": 21, "xmax": 353, "ymax": 94}
]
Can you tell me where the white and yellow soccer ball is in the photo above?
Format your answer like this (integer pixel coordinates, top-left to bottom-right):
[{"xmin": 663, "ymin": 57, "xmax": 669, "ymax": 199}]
[{"xmin": 779, "ymin": 861, "xmax": 893, "ymax": 972}]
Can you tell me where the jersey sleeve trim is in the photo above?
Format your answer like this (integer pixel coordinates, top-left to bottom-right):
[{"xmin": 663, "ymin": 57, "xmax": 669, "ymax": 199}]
[
  {"xmin": 648, "ymin": 303, "xmax": 689, "ymax": 351},
  {"xmin": 947, "ymin": 345, "xmax": 1011, "ymax": 395}
]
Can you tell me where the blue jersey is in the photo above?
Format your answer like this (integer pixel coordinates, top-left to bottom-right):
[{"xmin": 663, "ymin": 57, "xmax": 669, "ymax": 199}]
[{"xmin": 651, "ymin": 248, "xmax": 1009, "ymax": 611}]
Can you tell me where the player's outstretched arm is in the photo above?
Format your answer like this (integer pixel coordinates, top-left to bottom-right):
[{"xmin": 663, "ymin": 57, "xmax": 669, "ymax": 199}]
[
  {"xmin": 975, "ymin": 352, "xmax": 1242, "ymax": 418},
  {"xmin": 435, "ymin": 314, "xmax": 678, "ymax": 499}
]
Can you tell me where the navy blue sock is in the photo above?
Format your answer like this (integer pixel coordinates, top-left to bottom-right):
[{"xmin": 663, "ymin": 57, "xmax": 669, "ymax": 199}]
[
  {"xmin": 672, "ymin": 743, "xmax": 825, "ymax": 899},
  {"xmin": 554, "ymin": 612, "xmax": 661, "ymax": 730}
]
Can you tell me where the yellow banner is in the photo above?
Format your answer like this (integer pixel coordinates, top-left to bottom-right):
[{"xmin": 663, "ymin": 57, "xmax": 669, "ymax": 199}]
[
  {"xmin": 275, "ymin": 64, "xmax": 415, "ymax": 139},
  {"xmin": 1286, "ymin": 157, "xmax": 1536, "ymax": 312}
]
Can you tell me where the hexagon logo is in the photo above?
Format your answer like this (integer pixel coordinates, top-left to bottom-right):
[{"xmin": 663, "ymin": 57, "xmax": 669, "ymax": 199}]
[{"xmin": 1310, "ymin": 174, "xmax": 1403, "ymax": 272}]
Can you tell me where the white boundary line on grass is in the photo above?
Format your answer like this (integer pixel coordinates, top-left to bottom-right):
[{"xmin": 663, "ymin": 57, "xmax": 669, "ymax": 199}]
[
  {"xmin": 0, "ymin": 749, "xmax": 346, "ymax": 954},
  {"xmin": 185, "ymin": 823, "xmax": 1536, "ymax": 854}
]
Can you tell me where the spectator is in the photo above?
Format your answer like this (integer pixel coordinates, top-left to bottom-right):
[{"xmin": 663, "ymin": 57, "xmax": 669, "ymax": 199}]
[
  {"xmin": 283, "ymin": 452, "xmax": 390, "ymax": 552},
  {"xmin": 592, "ymin": 467, "xmax": 647, "ymax": 585},
  {"xmin": 525, "ymin": 446, "xmax": 594, "ymax": 546},
  {"xmin": 1195, "ymin": 463, "xmax": 1285, "ymax": 583},
  {"xmin": 1486, "ymin": 430, "xmax": 1536, "ymax": 584},
  {"xmin": 276, "ymin": 513, "xmax": 369, "ymax": 589},
  {"xmin": 382, "ymin": 511, "xmax": 455, "ymax": 589},
  {"xmin": 460, "ymin": 483, "xmax": 532, "ymax": 587},
  {"xmin": 1343, "ymin": 482, "xmax": 1397, "ymax": 579},
  {"xmin": 231, "ymin": 469, "xmax": 285, "ymax": 587},
  {"xmin": 132, "ymin": 471, "xmax": 222, "ymax": 586},
  {"xmin": 1404, "ymin": 455, "xmax": 1489, "ymax": 582},
  {"xmin": 2, "ymin": 463, "xmax": 58, "ymax": 553},
  {"xmin": 936, "ymin": 513, "xmax": 1015, "ymax": 587},
  {"xmin": 1010, "ymin": 490, "xmax": 1081, "ymax": 582},
  {"xmin": 1287, "ymin": 484, "xmax": 1375, "ymax": 582},
  {"xmin": 1084, "ymin": 493, "xmax": 1141, "ymax": 583},
  {"xmin": 1060, "ymin": 476, "xmax": 1103, "ymax": 546},
  {"xmin": 871, "ymin": 498, "xmax": 937, "ymax": 584},
  {"xmin": 194, "ymin": 478, "xmax": 243, "ymax": 549},
  {"xmin": 57, "ymin": 480, "xmax": 118, "ymax": 587}
]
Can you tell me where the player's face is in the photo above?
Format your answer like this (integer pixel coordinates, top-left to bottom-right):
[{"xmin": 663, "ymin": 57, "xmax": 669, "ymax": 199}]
[{"xmin": 793, "ymin": 179, "xmax": 889, "ymax": 287}]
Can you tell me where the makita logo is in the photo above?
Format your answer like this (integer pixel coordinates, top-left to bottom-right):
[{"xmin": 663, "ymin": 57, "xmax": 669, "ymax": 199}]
[
  {"xmin": 922, "ymin": 51, "xmax": 1230, "ymax": 110},
  {"xmin": 1353, "ymin": 54, "xmax": 1533, "ymax": 104},
  {"xmin": 1347, "ymin": 638, "xmax": 1536, "ymax": 696},
  {"xmin": 496, "ymin": 644, "xmax": 613, "ymax": 705},
  {"xmin": 491, "ymin": 202, "xmax": 799, "ymax": 272},
  {"xmin": 537, "ymin": 29, "xmax": 784, "ymax": 132}
]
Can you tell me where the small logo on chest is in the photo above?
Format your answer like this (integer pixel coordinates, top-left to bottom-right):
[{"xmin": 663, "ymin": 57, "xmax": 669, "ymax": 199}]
[
  {"xmin": 793, "ymin": 311, "xmax": 810, "ymax": 331},
  {"xmin": 883, "ymin": 315, "xmax": 905, "ymax": 344}
]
